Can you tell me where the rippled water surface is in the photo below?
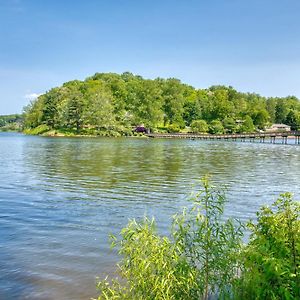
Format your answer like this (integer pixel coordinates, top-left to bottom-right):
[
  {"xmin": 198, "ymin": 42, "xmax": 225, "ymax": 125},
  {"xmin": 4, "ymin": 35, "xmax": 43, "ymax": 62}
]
[{"xmin": 1, "ymin": 132, "xmax": 300, "ymax": 299}]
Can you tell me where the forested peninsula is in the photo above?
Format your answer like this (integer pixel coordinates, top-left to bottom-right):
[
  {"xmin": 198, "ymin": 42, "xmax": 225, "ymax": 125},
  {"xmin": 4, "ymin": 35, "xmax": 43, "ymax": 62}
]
[{"xmin": 23, "ymin": 72, "xmax": 300, "ymax": 137}]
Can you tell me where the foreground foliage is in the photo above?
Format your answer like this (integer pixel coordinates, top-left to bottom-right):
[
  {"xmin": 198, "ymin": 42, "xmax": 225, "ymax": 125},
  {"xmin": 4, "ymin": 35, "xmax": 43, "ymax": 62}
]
[
  {"xmin": 238, "ymin": 193, "xmax": 300, "ymax": 300},
  {"xmin": 173, "ymin": 179, "xmax": 243, "ymax": 299},
  {"xmin": 96, "ymin": 179, "xmax": 300, "ymax": 300},
  {"xmin": 96, "ymin": 178, "xmax": 244, "ymax": 300},
  {"xmin": 97, "ymin": 219, "xmax": 198, "ymax": 300}
]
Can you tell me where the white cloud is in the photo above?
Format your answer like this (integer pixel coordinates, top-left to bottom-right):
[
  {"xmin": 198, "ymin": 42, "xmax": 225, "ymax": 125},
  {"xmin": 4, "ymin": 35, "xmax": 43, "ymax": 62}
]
[{"xmin": 24, "ymin": 93, "xmax": 41, "ymax": 100}]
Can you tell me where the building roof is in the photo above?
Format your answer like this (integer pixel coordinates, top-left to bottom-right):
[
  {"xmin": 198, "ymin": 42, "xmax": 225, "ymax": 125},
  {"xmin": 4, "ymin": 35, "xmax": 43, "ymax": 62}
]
[{"xmin": 271, "ymin": 124, "xmax": 290, "ymax": 128}]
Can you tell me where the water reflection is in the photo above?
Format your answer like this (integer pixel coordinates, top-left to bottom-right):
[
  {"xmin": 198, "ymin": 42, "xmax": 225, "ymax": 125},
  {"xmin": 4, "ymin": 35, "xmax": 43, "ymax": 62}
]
[{"xmin": 0, "ymin": 133, "xmax": 299, "ymax": 299}]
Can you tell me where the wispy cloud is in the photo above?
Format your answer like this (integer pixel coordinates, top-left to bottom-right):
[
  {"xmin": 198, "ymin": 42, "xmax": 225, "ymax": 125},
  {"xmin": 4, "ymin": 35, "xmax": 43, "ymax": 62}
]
[{"xmin": 24, "ymin": 93, "xmax": 41, "ymax": 100}]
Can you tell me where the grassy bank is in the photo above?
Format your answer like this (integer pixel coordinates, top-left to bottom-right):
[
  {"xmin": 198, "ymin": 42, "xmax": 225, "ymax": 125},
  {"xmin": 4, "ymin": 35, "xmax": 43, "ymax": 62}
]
[{"xmin": 23, "ymin": 124, "xmax": 147, "ymax": 138}]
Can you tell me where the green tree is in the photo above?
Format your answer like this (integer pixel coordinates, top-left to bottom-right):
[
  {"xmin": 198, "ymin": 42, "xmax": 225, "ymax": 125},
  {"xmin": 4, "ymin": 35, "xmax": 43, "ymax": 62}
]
[
  {"xmin": 135, "ymin": 80, "xmax": 164, "ymax": 129},
  {"xmin": 41, "ymin": 88, "xmax": 64, "ymax": 128},
  {"xmin": 183, "ymin": 91, "xmax": 202, "ymax": 125},
  {"xmin": 161, "ymin": 78, "xmax": 190, "ymax": 127},
  {"xmin": 65, "ymin": 90, "xmax": 86, "ymax": 132},
  {"xmin": 266, "ymin": 98, "xmax": 277, "ymax": 123},
  {"xmin": 196, "ymin": 89, "xmax": 211, "ymax": 121},
  {"xmin": 275, "ymin": 100, "xmax": 289, "ymax": 124},
  {"xmin": 285, "ymin": 110, "xmax": 300, "ymax": 131},
  {"xmin": 85, "ymin": 90, "xmax": 116, "ymax": 130},
  {"xmin": 240, "ymin": 115, "xmax": 255, "ymax": 133},
  {"xmin": 223, "ymin": 117, "xmax": 237, "ymax": 133},
  {"xmin": 23, "ymin": 99, "xmax": 44, "ymax": 128},
  {"xmin": 87, "ymin": 73, "xmax": 129, "ymax": 123},
  {"xmin": 191, "ymin": 120, "xmax": 209, "ymax": 133},
  {"xmin": 209, "ymin": 120, "xmax": 224, "ymax": 134},
  {"xmin": 253, "ymin": 109, "xmax": 269, "ymax": 130},
  {"xmin": 209, "ymin": 88, "xmax": 234, "ymax": 121}
]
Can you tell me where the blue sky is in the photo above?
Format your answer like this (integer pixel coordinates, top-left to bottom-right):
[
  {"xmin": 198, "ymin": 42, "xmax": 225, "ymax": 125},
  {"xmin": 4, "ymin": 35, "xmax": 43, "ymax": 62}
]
[{"xmin": 1, "ymin": 0, "xmax": 300, "ymax": 114}]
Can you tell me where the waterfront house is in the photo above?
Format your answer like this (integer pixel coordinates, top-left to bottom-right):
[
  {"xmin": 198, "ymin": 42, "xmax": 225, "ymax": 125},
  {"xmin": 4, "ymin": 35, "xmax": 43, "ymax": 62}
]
[{"xmin": 265, "ymin": 124, "xmax": 291, "ymax": 132}]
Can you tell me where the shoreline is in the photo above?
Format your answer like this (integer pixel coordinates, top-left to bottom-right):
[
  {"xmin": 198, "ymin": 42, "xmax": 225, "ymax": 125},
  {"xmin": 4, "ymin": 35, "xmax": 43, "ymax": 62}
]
[
  {"xmin": 26, "ymin": 130, "xmax": 149, "ymax": 138},
  {"xmin": 20, "ymin": 129, "xmax": 300, "ymax": 140}
]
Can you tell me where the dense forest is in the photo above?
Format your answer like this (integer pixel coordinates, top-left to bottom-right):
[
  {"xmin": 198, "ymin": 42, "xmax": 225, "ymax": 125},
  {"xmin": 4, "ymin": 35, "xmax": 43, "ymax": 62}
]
[{"xmin": 23, "ymin": 72, "xmax": 300, "ymax": 136}]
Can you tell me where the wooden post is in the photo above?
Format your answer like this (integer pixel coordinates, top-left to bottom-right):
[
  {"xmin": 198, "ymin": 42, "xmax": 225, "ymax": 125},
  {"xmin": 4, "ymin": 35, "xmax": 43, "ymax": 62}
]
[{"xmin": 282, "ymin": 136, "xmax": 287, "ymax": 144}]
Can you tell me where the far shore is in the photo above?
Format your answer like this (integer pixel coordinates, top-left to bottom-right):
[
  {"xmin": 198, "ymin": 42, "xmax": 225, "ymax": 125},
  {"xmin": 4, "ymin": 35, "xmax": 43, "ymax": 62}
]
[{"xmin": 19, "ymin": 129, "xmax": 300, "ymax": 142}]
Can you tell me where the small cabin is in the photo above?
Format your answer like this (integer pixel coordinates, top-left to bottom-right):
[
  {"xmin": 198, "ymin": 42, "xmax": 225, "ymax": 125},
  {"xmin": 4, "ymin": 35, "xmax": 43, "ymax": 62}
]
[{"xmin": 266, "ymin": 124, "xmax": 291, "ymax": 132}]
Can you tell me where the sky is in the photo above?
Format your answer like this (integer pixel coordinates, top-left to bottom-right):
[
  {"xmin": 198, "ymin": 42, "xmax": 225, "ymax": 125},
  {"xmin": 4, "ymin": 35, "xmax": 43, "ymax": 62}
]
[{"xmin": 1, "ymin": 0, "xmax": 300, "ymax": 114}]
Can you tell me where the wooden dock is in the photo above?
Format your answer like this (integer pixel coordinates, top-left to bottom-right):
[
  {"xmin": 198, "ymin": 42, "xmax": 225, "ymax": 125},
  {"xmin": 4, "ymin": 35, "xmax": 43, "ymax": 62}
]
[{"xmin": 146, "ymin": 131, "xmax": 300, "ymax": 145}]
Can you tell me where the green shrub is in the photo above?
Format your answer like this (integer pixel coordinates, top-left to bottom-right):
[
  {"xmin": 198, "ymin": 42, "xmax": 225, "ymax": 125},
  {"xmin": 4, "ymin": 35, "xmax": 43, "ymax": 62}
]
[
  {"xmin": 97, "ymin": 218, "xmax": 198, "ymax": 300},
  {"xmin": 23, "ymin": 124, "xmax": 49, "ymax": 135},
  {"xmin": 173, "ymin": 177, "xmax": 243, "ymax": 299},
  {"xmin": 96, "ymin": 177, "xmax": 243, "ymax": 300},
  {"xmin": 96, "ymin": 182, "xmax": 300, "ymax": 300},
  {"xmin": 223, "ymin": 117, "xmax": 237, "ymax": 134},
  {"xmin": 239, "ymin": 116, "xmax": 255, "ymax": 133},
  {"xmin": 155, "ymin": 126, "xmax": 169, "ymax": 133},
  {"xmin": 190, "ymin": 120, "xmax": 209, "ymax": 133},
  {"xmin": 209, "ymin": 120, "xmax": 224, "ymax": 134},
  {"xmin": 167, "ymin": 124, "xmax": 181, "ymax": 133},
  {"xmin": 237, "ymin": 193, "xmax": 300, "ymax": 300}
]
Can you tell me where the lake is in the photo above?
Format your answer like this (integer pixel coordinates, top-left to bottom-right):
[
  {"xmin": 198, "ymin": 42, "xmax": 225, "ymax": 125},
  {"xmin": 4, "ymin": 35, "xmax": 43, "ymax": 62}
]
[{"xmin": 0, "ymin": 132, "xmax": 299, "ymax": 299}]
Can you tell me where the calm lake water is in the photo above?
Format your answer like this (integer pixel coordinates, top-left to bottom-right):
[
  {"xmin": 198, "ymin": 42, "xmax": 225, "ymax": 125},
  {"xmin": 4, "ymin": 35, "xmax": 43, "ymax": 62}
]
[{"xmin": 0, "ymin": 132, "xmax": 300, "ymax": 299}]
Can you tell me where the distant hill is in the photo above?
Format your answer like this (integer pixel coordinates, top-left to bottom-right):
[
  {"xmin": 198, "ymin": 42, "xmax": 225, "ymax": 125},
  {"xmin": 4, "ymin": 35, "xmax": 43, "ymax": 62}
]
[{"xmin": 23, "ymin": 72, "xmax": 300, "ymax": 136}]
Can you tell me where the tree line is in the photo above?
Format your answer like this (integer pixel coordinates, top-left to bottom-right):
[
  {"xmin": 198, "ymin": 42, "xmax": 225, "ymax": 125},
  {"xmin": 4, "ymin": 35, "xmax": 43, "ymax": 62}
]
[
  {"xmin": 0, "ymin": 114, "xmax": 23, "ymax": 131},
  {"xmin": 23, "ymin": 72, "xmax": 300, "ymax": 136}
]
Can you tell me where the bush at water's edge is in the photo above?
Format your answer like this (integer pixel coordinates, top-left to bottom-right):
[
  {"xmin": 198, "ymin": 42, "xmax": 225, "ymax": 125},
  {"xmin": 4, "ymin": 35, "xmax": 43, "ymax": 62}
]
[{"xmin": 95, "ymin": 177, "xmax": 300, "ymax": 300}]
